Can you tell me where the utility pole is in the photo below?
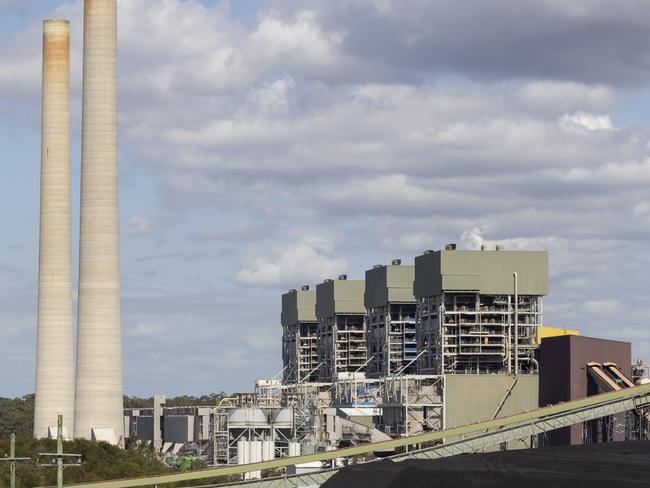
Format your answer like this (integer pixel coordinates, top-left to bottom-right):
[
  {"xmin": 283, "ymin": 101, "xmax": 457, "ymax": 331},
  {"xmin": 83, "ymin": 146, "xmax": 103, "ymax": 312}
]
[
  {"xmin": 1, "ymin": 433, "xmax": 31, "ymax": 488},
  {"xmin": 38, "ymin": 415, "xmax": 81, "ymax": 488}
]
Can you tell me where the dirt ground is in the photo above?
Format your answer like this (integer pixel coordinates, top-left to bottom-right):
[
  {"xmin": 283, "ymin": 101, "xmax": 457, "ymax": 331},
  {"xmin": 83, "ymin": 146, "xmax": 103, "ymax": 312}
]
[{"xmin": 322, "ymin": 440, "xmax": 650, "ymax": 488}]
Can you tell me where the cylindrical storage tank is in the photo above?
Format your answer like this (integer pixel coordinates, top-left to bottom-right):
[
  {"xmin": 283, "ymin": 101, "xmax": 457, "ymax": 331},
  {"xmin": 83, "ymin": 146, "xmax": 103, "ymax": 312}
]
[
  {"xmin": 262, "ymin": 441, "xmax": 275, "ymax": 461},
  {"xmin": 288, "ymin": 442, "xmax": 301, "ymax": 457},
  {"xmin": 236, "ymin": 439, "xmax": 249, "ymax": 465},
  {"xmin": 237, "ymin": 440, "xmax": 262, "ymax": 480},
  {"xmin": 34, "ymin": 19, "xmax": 74, "ymax": 440},
  {"xmin": 272, "ymin": 409, "xmax": 293, "ymax": 428}
]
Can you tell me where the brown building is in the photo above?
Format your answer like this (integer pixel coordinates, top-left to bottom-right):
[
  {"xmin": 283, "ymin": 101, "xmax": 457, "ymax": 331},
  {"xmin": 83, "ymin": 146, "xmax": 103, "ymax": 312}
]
[{"xmin": 539, "ymin": 335, "xmax": 632, "ymax": 446}]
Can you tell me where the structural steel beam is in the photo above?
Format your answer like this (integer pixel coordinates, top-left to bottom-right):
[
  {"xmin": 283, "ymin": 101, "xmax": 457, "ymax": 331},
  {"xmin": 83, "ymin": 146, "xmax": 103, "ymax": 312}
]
[{"xmin": 66, "ymin": 384, "xmax": 650, "ymax": 488}]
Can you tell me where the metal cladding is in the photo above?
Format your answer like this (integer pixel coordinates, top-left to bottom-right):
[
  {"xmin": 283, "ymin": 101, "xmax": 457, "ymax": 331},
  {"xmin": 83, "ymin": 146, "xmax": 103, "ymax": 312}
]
[
  {"xmin": 414, "ymin": 249, "xmax": 549, "ymax": 298},
  {"xmin": 281, "ymin": 289, "xmax": 317, "ymax": 326},
  {"xmin": 315, "ymin": 279, "xmax": 365, "ymax": 319},
  {"xmin": 75, "ymin": 0, "xmax": 123, "ymax": 445},
  {"xmin": 364, "ymin": 263, "xmax": 415, "ymax": 309},
  {"xmin": 34, "ymin": 20, "xmax": 74, "ymax": 440}
]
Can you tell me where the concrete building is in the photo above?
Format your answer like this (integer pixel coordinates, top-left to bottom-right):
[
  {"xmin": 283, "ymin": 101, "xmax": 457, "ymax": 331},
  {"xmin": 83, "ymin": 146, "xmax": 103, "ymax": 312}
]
[
  {"xmin": 75, "ymin": 0, "xmax": 123, "ymax": 445},
  {"xmin": 282, "ymin": 287, "xmax": 319, "ymax": 383},
  {"xmin": 414, "ymin": 246, "xmax": 548, "ymax": 375},
  {"xmin": 316, "ymin": 277, "xmax": 367, "ymax": 382},
  {"xmin": 34, "ymin": 19, "xmax": 74, "ymax": 440},
  {"xmin": 365, "ymin": 260, "xmax": 417, "ymax": 377},
  {"xmin": 539, "ymin": 335, "xmax": 632, "ymax": 446}
]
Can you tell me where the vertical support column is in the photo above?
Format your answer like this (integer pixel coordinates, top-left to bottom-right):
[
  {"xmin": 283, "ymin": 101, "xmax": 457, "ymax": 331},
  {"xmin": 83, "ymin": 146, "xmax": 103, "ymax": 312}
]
[
  {"xmin": 10, "ymin": 434, "xmax": 15, "ymax": 488},
  {"xmin": 75, "ymin": 0, "xmax": 123, "ymax": 445},
  {"xmin": 34, "ymin": 19, "xmax": 74, "ymax": 440},
  {"xmin": 513, "ymin": 272, "xmax": 519, "ymax": 375},
  {"xmin": 57, "ymin": 415, "xmax": 63, "ymax": 488}
]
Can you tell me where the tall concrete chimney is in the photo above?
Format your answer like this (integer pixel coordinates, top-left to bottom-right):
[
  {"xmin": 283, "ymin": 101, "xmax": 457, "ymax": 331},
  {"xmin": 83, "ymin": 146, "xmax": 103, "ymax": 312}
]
[
  {"xmin": 74, "ymin": 0, "xmax": 123, "ymax": 445},
  {"xmin": 34, "ymin": 19, "xmax": 74, "ymax": 440}
]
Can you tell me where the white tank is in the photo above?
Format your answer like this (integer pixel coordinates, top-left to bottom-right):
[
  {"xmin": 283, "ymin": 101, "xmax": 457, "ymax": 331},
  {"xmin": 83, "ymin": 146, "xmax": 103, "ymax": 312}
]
[
  {"xmin": 288, "ymin": 442, "xmax": 301, "ymax": 457},
  {"xmin": 237, "ymin": 440, "xmax": 263, "ymax": 479},
  {"xmin": 262, "ymin": 441, "xmax": 275, "ymax": 461},
  {"xmin": 228, "ymin": 408, "xmax": 268, "ymax": 426}
]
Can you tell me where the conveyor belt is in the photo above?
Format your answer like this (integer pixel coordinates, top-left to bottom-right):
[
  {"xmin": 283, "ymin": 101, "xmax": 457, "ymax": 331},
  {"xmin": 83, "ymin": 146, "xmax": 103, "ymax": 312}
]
[
  {"xmin": 66, "ymin": 383, "xmax": 650, "ymax": 488},
  {"xmin": 587, "ymin": 362, "xmax": 621, "ymax": 391},
  {"xmin": 603, "ymin": 362, "xmax": 636, "ymax": 388}
]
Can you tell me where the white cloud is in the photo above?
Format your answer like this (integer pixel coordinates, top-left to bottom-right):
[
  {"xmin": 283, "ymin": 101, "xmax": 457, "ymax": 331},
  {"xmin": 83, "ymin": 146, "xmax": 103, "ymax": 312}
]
[
  {"xmin": 560, "ymin": 111, "xmax": 614, "ymax": 131},
  {"xmin": 634, "ymin": 201, "xmax": 650, "ymax": 218},
  {"xmin": 250, "ymin": 10, "xmax": 344, "ymax": 70},
  {"xmin": 518, "ymin": 82, "xmax": 615, "ymax": 112},
  {"xmin": 460, "ymin": 227, "xmax": 487, "ymax": 250},
  {"xmin": 124, "ymin": 216, "xmax": 153, "ymax": 237},
  {"xmin": 3, "ymin": 0, "xmax": 650, "ymax": 395},
  {"xmin": 382, "ymin": 232, "xmax": 436, "ymax": 253},
  {"xmin": 235, "ymin": 241, "xmax": 348, "ymax": 286},
  {"xmin": 583, "ymin": 300, "xmax": 620, "ymax": 314},
  {"xmin": 129, "ymin": 321, "xmax": 166, "ymax": 337}
]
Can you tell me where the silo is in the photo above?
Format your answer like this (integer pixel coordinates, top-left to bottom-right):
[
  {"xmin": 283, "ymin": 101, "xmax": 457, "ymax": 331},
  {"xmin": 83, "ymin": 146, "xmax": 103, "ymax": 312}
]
[
  {"xmin": 74, "ymin": 0, "xmax": 124, "ymax": 445},
  {"xmin": 34, "ymin": 19, "xmax": 74, "ymax": 440}
]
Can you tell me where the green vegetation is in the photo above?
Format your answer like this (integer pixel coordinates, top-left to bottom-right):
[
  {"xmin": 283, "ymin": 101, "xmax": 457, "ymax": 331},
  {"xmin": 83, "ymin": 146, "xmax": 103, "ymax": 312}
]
[
  {"xmin": 0, "ymin": 395, "xmax": 34, "ymax": 440},
  {"xmin": 123, "ymin": 393, "xmax": 226, "ymax": 409},
  {"xmin": 0, "ymin": 393, "xmax": 228, "ymax": 487},
  {"xmin": 0, "ymin": 438, "xmax": 169, "ymax": 488}
]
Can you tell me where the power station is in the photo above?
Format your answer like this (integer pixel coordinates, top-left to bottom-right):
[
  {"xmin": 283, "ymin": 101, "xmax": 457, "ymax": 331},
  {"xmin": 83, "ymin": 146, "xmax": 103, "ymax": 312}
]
[
  {"xmin": 34, "ymin": 0, "xmax": 123, "ymax": 446},
  {"xmin": 27, "ymin": 5, "xmax": 650, "ymax": 485},
  {"xmin": 121, "ymin": 246, "xmax": 648, "ymax": 482}
]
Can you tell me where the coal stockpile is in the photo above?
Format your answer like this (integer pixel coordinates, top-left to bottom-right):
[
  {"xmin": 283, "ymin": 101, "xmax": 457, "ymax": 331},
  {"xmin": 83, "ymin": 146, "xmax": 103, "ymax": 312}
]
[{"xmin": 322, "ymin": 441, "xmax": 650, "ymax": 488}]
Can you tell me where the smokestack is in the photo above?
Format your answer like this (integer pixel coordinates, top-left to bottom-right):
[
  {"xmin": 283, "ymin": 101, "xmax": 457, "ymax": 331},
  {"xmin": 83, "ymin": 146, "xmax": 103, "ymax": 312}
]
[
  {"xmin": 34, "ymin": 19, "xmax": 74, "ymax": 440},
  {"xmin": 74, "ymin": 0, "xmax": 123, "ymax": 445}
]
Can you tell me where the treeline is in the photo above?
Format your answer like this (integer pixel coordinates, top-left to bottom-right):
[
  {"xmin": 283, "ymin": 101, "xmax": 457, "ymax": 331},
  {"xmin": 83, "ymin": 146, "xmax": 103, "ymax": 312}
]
[
  {"xmin": 0, "ymin": 437, "xmax": 169, "ymax": 488},
  {"xmin": 0, "ymin": 395, "xmax": 35, "ymax": 439},
  {"xmin": 124, "ymin": 392, "xmax": 227, "ymax": 408},
  {"xmin": 0, "ymin": 393, "xmax": 227, "ymax": 439}
]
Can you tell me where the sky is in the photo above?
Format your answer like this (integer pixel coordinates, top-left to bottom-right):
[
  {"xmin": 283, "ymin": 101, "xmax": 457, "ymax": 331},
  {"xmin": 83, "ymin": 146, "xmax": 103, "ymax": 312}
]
[{"xmin": 1, "ymin": 0, "xmax": 650, "ymax": 397}]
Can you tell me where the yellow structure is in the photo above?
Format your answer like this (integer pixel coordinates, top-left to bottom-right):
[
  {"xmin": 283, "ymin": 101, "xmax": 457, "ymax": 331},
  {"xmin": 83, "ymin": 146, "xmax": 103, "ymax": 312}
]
[{"xmin": 538, "ymin": 326, "xmax": 579, "ymax": 344}]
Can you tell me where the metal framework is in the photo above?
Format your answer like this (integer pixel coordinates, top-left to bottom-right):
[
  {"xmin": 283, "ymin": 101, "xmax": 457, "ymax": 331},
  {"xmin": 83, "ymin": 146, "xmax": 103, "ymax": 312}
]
[
  {"xmin": 318, "ymin": 314, "xmax": 367, "ymax": 381},
  {"xmin": 417, "ymin": 292, "xmax": 542, "ymax": 375},
  {"xmin": 366, "ymin": 304, "xmax": 417, "ymax": 377},
  {"xmin": 66, "ymin": 384, "xmax": 650, "ymax": 488},
  {"xmin": 379, "ymin": 375, "xmax": 444, "ymax": 437},
  {"xmin": 283, "ymin": 321, "xmax": 319, "ymax": 384}
]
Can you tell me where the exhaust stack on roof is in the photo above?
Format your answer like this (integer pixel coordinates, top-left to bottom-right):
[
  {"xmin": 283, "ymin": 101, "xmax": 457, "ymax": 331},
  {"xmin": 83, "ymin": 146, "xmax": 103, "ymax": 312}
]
[
  {"xmin": 34, "ymin": 19, "xmax": 74, "ymax": 440},
  {"xmin": 74, "ymin": 0, "xmax": 123, "ymax": 446}
]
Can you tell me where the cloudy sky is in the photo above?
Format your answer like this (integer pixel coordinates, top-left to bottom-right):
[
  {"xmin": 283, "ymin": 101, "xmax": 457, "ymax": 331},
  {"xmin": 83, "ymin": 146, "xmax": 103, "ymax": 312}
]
[{"xmin": 1, "ymin": 0, "xmax": 650, "ymax": 397}]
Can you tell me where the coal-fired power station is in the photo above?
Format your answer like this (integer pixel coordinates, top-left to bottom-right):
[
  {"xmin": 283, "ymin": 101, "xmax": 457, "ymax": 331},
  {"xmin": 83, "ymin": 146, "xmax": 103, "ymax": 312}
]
[
  {"xmin": 74, "ymin": 0, "xmax": 124, "ymax": 445},
  {"xmin": 34, "ymin": 0, "xmax": 123, "ymax": 446},
  {"xmin": 34, "ymin": 19, "xmax": 74, "ymax": 440}
]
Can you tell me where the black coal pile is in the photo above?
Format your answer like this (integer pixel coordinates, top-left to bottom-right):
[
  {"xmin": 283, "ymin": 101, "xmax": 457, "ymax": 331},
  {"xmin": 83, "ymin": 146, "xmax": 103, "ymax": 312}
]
[{"xmin": 322, "ymin": 441, "xmax": 650, "ymax": 488}]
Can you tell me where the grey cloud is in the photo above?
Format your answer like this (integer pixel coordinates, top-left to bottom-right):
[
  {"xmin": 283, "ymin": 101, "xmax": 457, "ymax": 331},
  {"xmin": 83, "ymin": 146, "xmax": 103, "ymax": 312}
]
[
  {"xmin": 264, "ymin": 0, "xmax": 650, "ymax": 86},
  {"xmin": 2, "ymin": 0, "xmax": 650, "ymax": 396}
]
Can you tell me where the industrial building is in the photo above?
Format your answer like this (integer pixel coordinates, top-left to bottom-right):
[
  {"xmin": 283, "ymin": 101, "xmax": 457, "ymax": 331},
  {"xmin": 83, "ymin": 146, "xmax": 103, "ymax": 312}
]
[
  {"xmin": 316, "ymin": 277, "xmax": 367, "ymax": 381},
  {"xmin": 414, "ymin": 246, "xmax": 547, "ymax": 375},
  {"xmin": 539, "ymin": 335, "xmax": 638, "ymax": 446},
  {"xmin": 365, "ymin": 260, "xmax": 418, "ymax": 377},
  {"xmin": 119, "ymin": 245, "xmax": 648, "ymax": 477},
  {"xmin": 282, "ymin": 287, "xmax": 319, "ymax": 383}
]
